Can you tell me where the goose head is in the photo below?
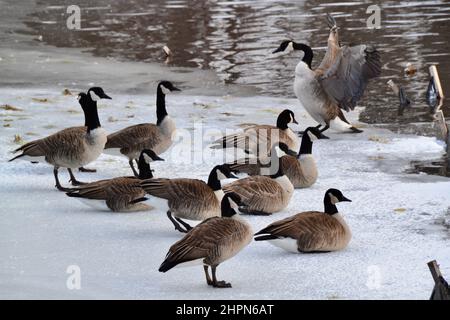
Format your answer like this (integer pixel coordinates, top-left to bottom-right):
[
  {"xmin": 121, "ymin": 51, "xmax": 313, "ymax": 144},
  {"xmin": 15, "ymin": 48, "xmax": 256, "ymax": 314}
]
[
  {"xmin": 324, "ymin": 188, "xmax": 351, "ymax": 215},
  {"xmin": 137, "ymin": 149, "xmax": 164, "ymax": 179},
  {"xmin": 158, "ymin": 81, "xmax": 181, "ymax": 95},
  {"xmin": 221, "ymin": 192, "xmax": 242, "ymax": 218},
  {"xmin": 141, "ymin": 149, "xmax": 164, "ymax": 163},
  {"xmin": 87, "ymin": 87, "xmax": 112, "ymax": 101},
  {"xmin": 277, "ymin": 109, "xmax": 298, "ymax": 129},
  {"xmin": 304, "ymin": 127, "xmax": 329, "ymax": 141},
  {"xmin": 214, "ymin": 164, "xmax": 238, "ymax": 181},
  {"xmin": 272, "ymin": 40, "xmax": 295, "ymax": 54},
  {"xmin": 267, "ymin": 142, "xmax": 295, "ymax": 177}
]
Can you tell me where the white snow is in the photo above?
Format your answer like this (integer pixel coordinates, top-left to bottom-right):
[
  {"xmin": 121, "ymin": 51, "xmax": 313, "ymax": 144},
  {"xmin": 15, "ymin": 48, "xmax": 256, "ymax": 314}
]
[{"xmin": 1, "ymin": 88, "xmax": 449, "ymax": 299}]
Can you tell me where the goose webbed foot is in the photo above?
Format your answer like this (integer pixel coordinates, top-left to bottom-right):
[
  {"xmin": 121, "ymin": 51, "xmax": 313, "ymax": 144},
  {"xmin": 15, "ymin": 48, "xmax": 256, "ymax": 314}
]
[
  {"xmin": 167, "ymin": 211, "xmax": 189, "ymax": 233},
  {"xmin": 213, "ymin": 281, "xmax": 232, "ymax": 288},
  {"xmin": 349, "ymin": 126, "xmax": 363, "ymax": 133},
  {"xmin": 78, "ymin": 167, "xmax": 97, "ymax": 173},
  {"xmin": 67, "ymin": 168, "xmax": 86, "ymax": 186},
  {"xmin": 211, "ymin": 266, "xmax": 231, "ymax": 288},
  {"xmin": 54, "ymin": 168, "xmax": 72, "ymax": 192}
]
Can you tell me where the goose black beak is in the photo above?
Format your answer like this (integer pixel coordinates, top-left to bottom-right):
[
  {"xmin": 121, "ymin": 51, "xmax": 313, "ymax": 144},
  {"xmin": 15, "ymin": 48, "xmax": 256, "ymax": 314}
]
[
  {"xmin": 318, "ymin": 132, "xmax": 330, "ymax": 139},
  {"xmin": 341, "ymin": 196, "xmax": 352, "ymax": 202},
  {"xmin": 154, "ymin": 155, "xmax": 165, "ymax": 161},
  {"xmin": 171, "ymin": 86, "xmax": 181, "ymax": 92},
  {"xmin": 228, "ymin": 173, "xmax": 239, "ymax": 179},
  {"xmin": 272, "ymin": 47, "xmax": 283, "ymax": 54},
  {"xmin": 101, "ymin": 93, "xmax": 112, "ymax": 100},
  {"xmin": 286, "ymin": 149, "xmax": 298, "ymax": 157},
  {"xmin": 293, "ymin": 118, "xmax": 299, "ymax": 125}
]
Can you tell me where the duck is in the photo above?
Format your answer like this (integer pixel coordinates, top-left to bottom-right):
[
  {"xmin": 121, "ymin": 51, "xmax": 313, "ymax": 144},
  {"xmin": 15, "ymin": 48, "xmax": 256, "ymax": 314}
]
[
  {"xmin": 254, "ymin": 188, "xmax": 352, "ymax": 253},
  {"xmin": 223, "ymin": 143, "xmax": 294, "ymax": 215},
  {"xmin": 228, "ymin": 126, "xmax": 328, "ymax": 188},
  {"xmin": 65, "ymin": 149, "xmax": 163, "ymax": 212},
  {"xmin": 272, "ymin": 14, "xmax": 381, "ymax": 134},
  {"xmin": 103, "ymin": 81, "xmax": 180, "ymax": 176},
  {"xmin": 159, "ymin": 192, "xmax": 252, "ymax": 288},
  {"xmin": 140, "ymin": 164, "xmax": 237, "ymax": 233},
  {"xmin": 210, "ymin": 109, "xmax": 299, "ymax": 158},
  {"xmin": 9, "ymin": 88, "xmax": 111, "ymax": 191}
]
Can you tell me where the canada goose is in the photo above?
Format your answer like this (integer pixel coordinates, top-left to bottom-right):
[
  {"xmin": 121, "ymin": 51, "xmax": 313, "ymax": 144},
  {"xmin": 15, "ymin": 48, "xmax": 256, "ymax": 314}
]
[
  {"xmin": 223, "ymin": 143, "xmax": 294, "ymax": 215},
  {"xmin": 273, "ymin": 14, "xmax": 381, "ymax": 133},
  {"xmin": 65, "ymin": 149, "xmax": 163, "ymax": 212},
  {"xmin": 104, "ymin": 81, "xmax": 180, "ymax": 176},
  {"xmin": 254, "ymin": 188, "xmax": 352, "ymax": 253},
  {"xmin": 229, "ymin": 127, "xmax": 328, "ymax": 188},
  {"xmin": 159, "ymin": 192, "xmax": 252, "ymax": 288},
  {"xmin": 140, "ymin": 164, "xmax": 237, "ymax": 233},
  {"xmin": 9, "ymin": 88, "xmax": 111, "ymax": 191},
  {"xmin": 210, "ymin": 109, "xmax": 299, "ymax": 158}
]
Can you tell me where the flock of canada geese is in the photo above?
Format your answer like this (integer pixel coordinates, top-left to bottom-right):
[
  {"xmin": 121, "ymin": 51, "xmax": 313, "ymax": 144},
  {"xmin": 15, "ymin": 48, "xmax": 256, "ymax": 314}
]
[{"xmin": 8, "ymin": 15, "xmax": 381, "ymax": 288}]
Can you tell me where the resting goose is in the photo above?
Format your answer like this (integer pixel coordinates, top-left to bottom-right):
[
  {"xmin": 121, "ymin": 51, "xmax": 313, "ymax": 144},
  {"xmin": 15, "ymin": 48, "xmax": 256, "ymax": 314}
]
[
  {"xmin": 104, "ymin": 81, "xmax": 180, "ymax": 176},
  {"xmin": 159, "ymin": 193, "xmax": 252, "ymax": 288},
  {"xmin": 273, "ymin": 14, "xmax": 381, "ymax": 133},
  {"xmin": 223, "ymin": 143, "xmax": 294, "ymax": 215},
  {"xmin": 254, "ymin": 188, "xmax": 352, "ymax": 253},
  {"xmin": 210, "ymin": 109, "xmax": 299, "ymax": 158},
  {"xmin": 9, "ymin": 88, "xmax": 111, "ymax": 191},
  {"xmin": 229, "ymin": 126, "xmax": 328, "ymax": 188},
  {"xmin": 65, "ymin": 149, "xmax": 163, "ymax": 212},
  {"xmin": 140, "ymin": 164, "xmax": 237, "ymax": 233}
]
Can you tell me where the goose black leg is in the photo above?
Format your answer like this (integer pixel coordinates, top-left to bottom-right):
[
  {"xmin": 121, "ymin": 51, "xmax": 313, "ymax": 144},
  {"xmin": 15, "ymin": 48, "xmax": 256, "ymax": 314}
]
[
  {"xmin": 319, "ymin": 124, "xmax": 330, "ymax": 133},
  {"xmin": 78, "ymin": 167, "xmax": 96, "ymax": 173},
  {"xmin": 175, "ymin": 217, "xmax": 193, "ymax": 231},
  {"xmin": 211, "ymin": 265, "xmax": 231, "ymax": 288},
  {"xmin": 166, "ymin": 211, "xmax": 188, "ymax": 233},
  {"xmin": 54, "ymin": 167, "xmax": 71, "ymax": 192},
  {"xmin": 204, "ymin": 266, "xmax": 213, "ymax": 286},
  {"xmin": 129, "ymin": 159, "xmax": 139, "ymax": 177},
  {"xmin": 67, "ymin": 168, "xmax": 86, "ymax": 186}
]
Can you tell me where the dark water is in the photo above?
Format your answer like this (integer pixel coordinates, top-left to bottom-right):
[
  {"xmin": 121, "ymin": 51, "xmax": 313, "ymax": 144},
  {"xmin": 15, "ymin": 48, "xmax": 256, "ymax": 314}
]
[{"xmin": 10, "ymin": 0, "xmax": 450, "ymax": 173}]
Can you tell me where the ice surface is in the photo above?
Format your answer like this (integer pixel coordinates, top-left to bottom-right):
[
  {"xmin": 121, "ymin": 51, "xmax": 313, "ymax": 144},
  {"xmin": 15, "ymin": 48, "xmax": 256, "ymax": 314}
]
[{"xmin": 1, "ymin": 88, "xmax": 449, "ymax": 299}]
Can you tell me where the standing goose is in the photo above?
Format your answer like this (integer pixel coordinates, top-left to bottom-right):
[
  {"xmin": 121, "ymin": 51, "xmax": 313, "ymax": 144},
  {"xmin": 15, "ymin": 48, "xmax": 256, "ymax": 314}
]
[
  {"xmin": 210, "ymin": 109, "xmax": 299, "ymax": 157},
  {"xmin": 140, "ymin": 164, "xmax": 237, "ymax": 233},
  {"xmin": 65, "ymin": 149, "xmax": 163, "ymax": 212},
  {"xmin": 159, "ymin": 193, "xmax": 252, "ymax": 288},
  {"xmin": 254, "ymin": 188, "xmax": 352, "ymax": 253},
  {"xmin": 104, "ymin": 81, "xmax": 180, "ymax": 176},
  {"xmin": 9, "ymin": 88, "xmax": 111, "ymax": 191},
  {"xmin": 223, "ymin": 143, "xmax": 294, "ymax": 215},
  {"xmin": 273, "ymin": 14, "xmax": 381, "ymax": 133},
  {"xmin": 228, "ymin": 127, "xmax": 328, "ymax": 188}
]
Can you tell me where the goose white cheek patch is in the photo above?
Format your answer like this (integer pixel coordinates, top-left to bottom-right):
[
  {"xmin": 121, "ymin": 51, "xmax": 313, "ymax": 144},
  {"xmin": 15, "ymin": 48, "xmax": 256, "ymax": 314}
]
[
  {"xmin": 329, "ymin": 193, "xmax": 339, "ymax": 205},
  {"xmin": 161, "ymin": 85, "xmax": 171, "ymax": 95},
  {"xmin": 307, "ymin": 131, "xmax": 318, "ymax": 141},
  {"xmin": 89, "ymin": 91, "xmax": 101, "ymax": 101},
  {"xmin": 216, "ymin": 170, "xmax": 227, "ymax": 180},
  {"xmin": 287, "ymin": 42, "xmax": 294, "ymax": 53},
  {"xmin": 143, "ymin": 153, "xmax": 152, "ymax": 164},
  {"xmin": 228, "ymin": 197, "xmax": 240, "ymax": 211},
  {"xmin": 275, "ymin": 146, "xmax": 286, "ymax": 157}
]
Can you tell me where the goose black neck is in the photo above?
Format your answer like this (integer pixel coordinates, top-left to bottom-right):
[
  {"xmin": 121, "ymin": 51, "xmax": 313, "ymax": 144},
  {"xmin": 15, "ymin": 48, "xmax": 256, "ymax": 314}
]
[
  {"xmin": 156, "ymin": 86, "xmax": 168, "ymax": 125},
  {"xmin": 298, "ymin": 131, "xmax": 313, "ymax": 157},
  {"xmin": 207, "ymin": 169, "xmax": 221, "ymax": 191},
  {"xmin": 269, "ymin": 156, "xmax": 284, "ymax": 179},
  {"xmin": 324, "ymin": 195, "xmax": 338, "ymax": 215},
  {"xmin": 137, "ymin": 157, "xmax": 154, "ymax": 180},
  {"xmin": 83, "ymin": 99, "xmax": 101, "ymax": 133},
  {"xmin": 276, "ymin": 117, "xmax": 289, "ymax": 130},
  {"xmin": 293, "ymin": 43, "xmax": 313, "ymax": 69}
]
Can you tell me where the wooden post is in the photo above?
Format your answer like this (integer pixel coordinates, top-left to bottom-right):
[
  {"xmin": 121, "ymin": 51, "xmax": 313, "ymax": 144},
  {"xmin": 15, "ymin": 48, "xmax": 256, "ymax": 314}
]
[{"xmin": 428, "ymin": 260, "xmax": 450, "ymax": 300}]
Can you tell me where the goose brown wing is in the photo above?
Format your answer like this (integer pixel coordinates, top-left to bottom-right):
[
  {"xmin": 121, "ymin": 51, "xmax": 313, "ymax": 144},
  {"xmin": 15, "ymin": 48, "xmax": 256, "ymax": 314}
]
[
  {"xmin": 105, "ymin": 123, "xmax": 162, "ymax": 150},
  {"xmin": 318, "ymin": 45, "xmax": 381, "ymax": 111},
  {"xmin": 160, "ymin": 218, "xmax": 243, "ymax": 269},
  {"xmin": 223, "ymin": 176, "xmax": 281, "ymax": 208},
  {"xmin": 141, "ymin": 178, "xmax": 211, "ymax": 201}
]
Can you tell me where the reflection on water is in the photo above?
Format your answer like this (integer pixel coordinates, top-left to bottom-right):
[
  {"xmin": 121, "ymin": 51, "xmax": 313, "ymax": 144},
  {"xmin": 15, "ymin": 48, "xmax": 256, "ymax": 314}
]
[{"xmin": 18, "ymin": 0, "xmax": 450, "ymax": 126}]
